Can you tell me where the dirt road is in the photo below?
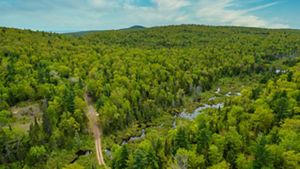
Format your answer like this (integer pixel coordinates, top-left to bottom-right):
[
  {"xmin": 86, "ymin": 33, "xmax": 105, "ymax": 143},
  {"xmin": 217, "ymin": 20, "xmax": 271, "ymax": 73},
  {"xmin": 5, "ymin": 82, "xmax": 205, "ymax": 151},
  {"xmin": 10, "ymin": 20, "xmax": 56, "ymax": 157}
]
[{"xmin": 85, "ymin": 93, "xmax": 105, "ymax": 166}]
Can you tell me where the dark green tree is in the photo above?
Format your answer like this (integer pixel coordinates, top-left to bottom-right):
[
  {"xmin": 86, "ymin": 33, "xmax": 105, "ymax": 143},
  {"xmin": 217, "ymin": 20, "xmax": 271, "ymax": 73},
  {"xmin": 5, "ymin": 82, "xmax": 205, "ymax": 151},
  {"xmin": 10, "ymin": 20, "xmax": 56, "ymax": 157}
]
[
  {"xmin": 112, "ymin": 145, "xmax": 129, "ymax": 169},
  {"xmin": 252, "ymin": 136, "xmax": 271, "ymax": 169}
]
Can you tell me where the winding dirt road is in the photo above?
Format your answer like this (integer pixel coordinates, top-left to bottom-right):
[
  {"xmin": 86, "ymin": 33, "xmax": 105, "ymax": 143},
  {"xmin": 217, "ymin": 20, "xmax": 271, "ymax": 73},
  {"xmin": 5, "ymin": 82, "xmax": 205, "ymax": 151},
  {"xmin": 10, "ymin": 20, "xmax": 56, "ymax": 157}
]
[{"xmin": 85, "ymin": 93, "xmax": 105, "ymax": 166}]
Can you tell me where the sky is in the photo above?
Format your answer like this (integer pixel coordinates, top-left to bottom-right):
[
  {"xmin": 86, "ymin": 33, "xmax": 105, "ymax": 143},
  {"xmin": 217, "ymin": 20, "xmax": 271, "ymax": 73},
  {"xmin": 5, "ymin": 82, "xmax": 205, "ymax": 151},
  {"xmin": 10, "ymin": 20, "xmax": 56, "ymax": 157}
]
[{"xmin": 0, "ymin": 0, "xmax": 299, "ymax": 32}]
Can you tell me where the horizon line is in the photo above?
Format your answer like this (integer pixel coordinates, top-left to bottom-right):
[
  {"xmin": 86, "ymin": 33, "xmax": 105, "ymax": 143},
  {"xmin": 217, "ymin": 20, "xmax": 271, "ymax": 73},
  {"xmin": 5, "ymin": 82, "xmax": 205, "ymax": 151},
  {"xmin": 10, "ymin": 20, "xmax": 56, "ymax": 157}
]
[{"xmin": 1, "ymin": 23, "xmax": 299, "ymax": 34}]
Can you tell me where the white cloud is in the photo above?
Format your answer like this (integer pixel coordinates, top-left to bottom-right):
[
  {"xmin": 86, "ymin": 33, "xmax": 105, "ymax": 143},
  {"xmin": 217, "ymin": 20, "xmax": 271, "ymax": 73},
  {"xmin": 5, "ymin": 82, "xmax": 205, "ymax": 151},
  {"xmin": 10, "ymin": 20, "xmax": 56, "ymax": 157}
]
[
  {"xmin": 89, "ymin": 0, "xmax": 119, "ymax": 8},
  {"xmin": 116, "ymin": 0, "xmax": 289, "ymax": 29},
  {"xmin": 195, "ymin": 0, "xmax": 289, "ymax": 28},
  {"xmin": 153, "ymin": 0, "xmax": 189, "ymax": 10},
  {"xmin": 0, "ymin": 0, "xmax": 291, "ymax": 31},
  {"xmin": 89, "ymin": 0, "xmax": 289, "ymax": 29},
  {"xmin": 90, "ymin": 0, "xmax": 106, "ymax": 6},
  {"xmin": 244, "ymin": 1, "xmax": 280, "ymax": 13}
]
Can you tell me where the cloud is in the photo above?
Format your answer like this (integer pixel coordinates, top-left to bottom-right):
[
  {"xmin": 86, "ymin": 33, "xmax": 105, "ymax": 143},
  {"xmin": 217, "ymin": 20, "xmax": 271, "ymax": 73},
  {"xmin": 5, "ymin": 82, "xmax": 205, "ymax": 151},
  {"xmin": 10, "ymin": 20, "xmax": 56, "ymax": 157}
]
[
  {"xmin": 119, "ymin": 0, "xmax": 289, "ymax": 29},
  {"xmin": 0, "ymin": 0, "xmax": 291, "ymax": 31},
  {"xmin": 89, "ymin": 0, "xmax": 120, "ymax": 8},
  {"xmin": 153, "ymin": 0, "xmax": 190, "ymax": 10},
  {"xmin": 90, "ymin": 0, "xmax": 107, "ymax": 6},
  {"xmin": 244, "ymin": 1, "xmax": 280, "ymax": 13},
  {"xmin": 195, "ymin": 0, "xmax": 289, "ymax": 28}
]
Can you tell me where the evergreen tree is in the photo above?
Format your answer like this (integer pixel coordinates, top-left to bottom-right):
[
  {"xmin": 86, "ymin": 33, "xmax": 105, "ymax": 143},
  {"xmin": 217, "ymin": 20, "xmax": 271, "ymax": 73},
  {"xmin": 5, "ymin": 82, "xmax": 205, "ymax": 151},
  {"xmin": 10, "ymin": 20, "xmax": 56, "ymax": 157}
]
[
  {"xmin": 132, "ymin": 149, "xmax": 146, "ymax": 169},
  {"xmin": 252, "ymin": 136, "xmax": 271, "ymax": 169},
  {"xmin": 173, "ymin": 127, "xmax": 189, "ymax": 153},
  {"xmin": 113, "ymin": 145, "xmax": 129, "ymax": 169}
]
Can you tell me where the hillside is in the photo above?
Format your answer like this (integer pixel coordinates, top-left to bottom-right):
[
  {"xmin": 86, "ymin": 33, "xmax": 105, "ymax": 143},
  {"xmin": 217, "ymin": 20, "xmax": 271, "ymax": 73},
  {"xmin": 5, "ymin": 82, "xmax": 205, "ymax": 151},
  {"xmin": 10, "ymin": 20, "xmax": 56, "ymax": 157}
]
[
  {"xmin": 0, "ymin": 25, "xmax": 300, "ymax": 169},
  {"xmin": 65, "ymin": 25, "xmax": 145, "ymax": 37}
]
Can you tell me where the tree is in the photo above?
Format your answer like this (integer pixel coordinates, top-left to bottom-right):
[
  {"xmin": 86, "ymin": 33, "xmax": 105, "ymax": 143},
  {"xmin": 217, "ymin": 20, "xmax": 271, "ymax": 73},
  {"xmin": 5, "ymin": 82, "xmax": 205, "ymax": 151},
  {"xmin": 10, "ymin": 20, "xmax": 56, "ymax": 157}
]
[
  {"xmin": 175, "ymin": 148, "xmax": 205, "ymax": 169},
  {"xmin": 27, "ymin": 145, "xmax": 47, "ymax": 166},
  {"xmin": 282, "ymin": 150, "xmax": 300, "ymax": 169},
  {"xmin": 207, "ymin": 161, "xmax": 230, "ymax": 169},
  {"xmin": 0, "ymin": 110, "xmax": 11, "ymax": 126},
  {"xmin": 132, "ymin": 149, "xmax": 147, "ymax": 169},
  {"xmin": 235, "ymin": 153, "xmax": 251, "ymax": 169},
  {"xmin": 278, "ymin": 119, "xmax": 300, "ymax": 152},
  {"xmin": 173, "ymin": 127, "xmax": 189, "ymax": 153},
  {"xmin": 145, "ymin": 146, "xmax": 159, "ymax": 169},
  {"xmin": 208, "ymin": 145, "xmax": 223, "ymax": 165},
  {"xmin": 64, "ymin": 86, "xmax": 75, "ymax": 113},
  {"xmin": 196, "ymin": 119, "xmax": 211, "ymax": 156},
  {"xmin": 266, "ymin": 144, "xmax": 284, "ymax": 168},
  {"xmin": 59, "ymin": 112, "xmax": 80, "ymax": 138},
  {"xmin": 42, "ymin": 110, "xmax": 52, "ymax": 137},
  {"xmin": 252, "ymin": 136, "xmax": 271, "ymax": 169},
  {"xmin": 223, "ymin": 127, "xmax": 242, "ymax": 167},
  {"xmin": 271, "ymin": 92, "xmax": 291, "ymax": 122},
  {"xmin": 252, "ymin": 100, "xmax": 274, "ymax": 133},
  {"xmin": 113, "ymin": 145, "xmax": 129, "ymax": 169}
]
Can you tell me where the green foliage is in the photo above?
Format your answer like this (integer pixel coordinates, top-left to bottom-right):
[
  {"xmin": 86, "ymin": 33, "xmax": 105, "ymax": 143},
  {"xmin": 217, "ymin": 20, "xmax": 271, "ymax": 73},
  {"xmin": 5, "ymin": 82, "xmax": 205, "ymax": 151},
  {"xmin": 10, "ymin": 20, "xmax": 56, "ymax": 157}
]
[
  {"xmin": 196, "ymin": 119, "xmax": 212, "ymax": 155},
  {"xmin": 207, "ymin": 161, "xmax": 230, "ymax": 169},
  {"xmin": 27, "ymin": 145, "xmax": 47, "ymax": 166},
  {"xmin": 235, "ymin": 153, "xmax": 251, "ymax": 169},
  {"xmin": 1, "ymin": 25, "xmax": 300, "ymax": 168},
  {"xmin": 208, "ymin": 145, "xmax": 223, "ymax": 165},
  {"xmin": 112, "ymin": 145, "xmax": 129, "ymax": 169},
  {"xmin": 173, "ymin": 127, "xmax": 190, "ymax": 153},
  {"xmin": 62, "ymin": 163, "xmax": 85, "ymax": 169},
  {"xmin": 175, "ymin": 148, "xmax": 205, "ymax": 169},
  {"xmin": 252, "ymin": 136, "xmax": 271, "ymax": 169},
  {"xmin": 0, "ymin": 110, "xmax": 11, "ymax": 126}
]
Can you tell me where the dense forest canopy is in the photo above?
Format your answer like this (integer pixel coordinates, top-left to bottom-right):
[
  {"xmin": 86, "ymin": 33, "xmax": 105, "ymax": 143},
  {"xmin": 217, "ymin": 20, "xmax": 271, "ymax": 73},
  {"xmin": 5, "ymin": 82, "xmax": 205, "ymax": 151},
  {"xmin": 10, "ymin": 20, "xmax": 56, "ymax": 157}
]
[{"xmin": 0, "ymin": 25, "xmax": 300, "ymax": 169}]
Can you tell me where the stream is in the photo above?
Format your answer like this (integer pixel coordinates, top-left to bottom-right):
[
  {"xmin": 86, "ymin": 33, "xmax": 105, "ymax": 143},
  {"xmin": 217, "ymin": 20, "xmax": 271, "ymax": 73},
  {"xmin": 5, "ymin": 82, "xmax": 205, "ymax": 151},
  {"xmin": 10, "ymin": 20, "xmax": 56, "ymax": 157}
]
[
  {"xmin": 122, "ymin": 129, "xmax": 145, "ymax": 145},
  {"xmin": 174, "ymin": 88, "xmax": 242, "ymax": 125},
  {"xmin": 108, "ymin": 88, "xmax": 242, "ymax": 154},
  {"xmin": 178, "ymin": 103, "xmax": 224, "ymax": 120}
]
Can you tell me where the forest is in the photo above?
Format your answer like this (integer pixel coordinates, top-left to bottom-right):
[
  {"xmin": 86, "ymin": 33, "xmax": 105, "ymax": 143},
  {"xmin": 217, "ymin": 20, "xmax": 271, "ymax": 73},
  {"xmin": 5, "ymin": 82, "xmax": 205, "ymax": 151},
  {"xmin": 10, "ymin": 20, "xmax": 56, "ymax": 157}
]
[{"xmin": 0, "ymin": 25, "xmax": 300, "ymax": 169}]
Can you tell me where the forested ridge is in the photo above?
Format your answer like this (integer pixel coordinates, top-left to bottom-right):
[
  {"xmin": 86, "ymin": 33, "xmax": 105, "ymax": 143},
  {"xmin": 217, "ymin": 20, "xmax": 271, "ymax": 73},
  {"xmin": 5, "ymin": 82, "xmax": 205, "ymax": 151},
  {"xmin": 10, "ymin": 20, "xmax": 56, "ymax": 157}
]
[{"xmin": 0, "ymin": 25, "xmax": 300, "ymax": 169}]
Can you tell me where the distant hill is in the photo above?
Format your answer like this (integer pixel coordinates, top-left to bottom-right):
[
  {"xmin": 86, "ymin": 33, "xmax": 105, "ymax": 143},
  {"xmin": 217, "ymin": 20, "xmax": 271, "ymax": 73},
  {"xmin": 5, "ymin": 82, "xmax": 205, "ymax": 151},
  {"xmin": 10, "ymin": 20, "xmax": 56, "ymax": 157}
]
[
  {"xmin": 121, "ymin": 25, "xmax": 145, "ymax": 30},
  {"xmin": 65, "ymin": 25, "xmax": 145, "ymax": 36},
  {"xmin": 64, "ymin": 30, "xmax": 104, "ymax": 36}
]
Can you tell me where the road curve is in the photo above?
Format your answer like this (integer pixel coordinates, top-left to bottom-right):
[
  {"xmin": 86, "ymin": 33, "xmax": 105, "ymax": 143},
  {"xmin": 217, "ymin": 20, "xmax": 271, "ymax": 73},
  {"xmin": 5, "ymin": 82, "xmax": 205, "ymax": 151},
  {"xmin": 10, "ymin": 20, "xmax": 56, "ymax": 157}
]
[{"xmin": 85, "ymin": 93, "xmax": 105, "ymax": 166}]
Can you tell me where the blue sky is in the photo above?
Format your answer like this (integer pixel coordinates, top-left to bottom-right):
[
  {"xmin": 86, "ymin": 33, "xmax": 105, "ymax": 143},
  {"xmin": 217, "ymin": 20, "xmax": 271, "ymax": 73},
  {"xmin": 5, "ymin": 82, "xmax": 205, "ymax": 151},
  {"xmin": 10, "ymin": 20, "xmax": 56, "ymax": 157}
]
[{"xmin": 0, "ymin": 0, "xmax": 299, "ymax": 32}]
